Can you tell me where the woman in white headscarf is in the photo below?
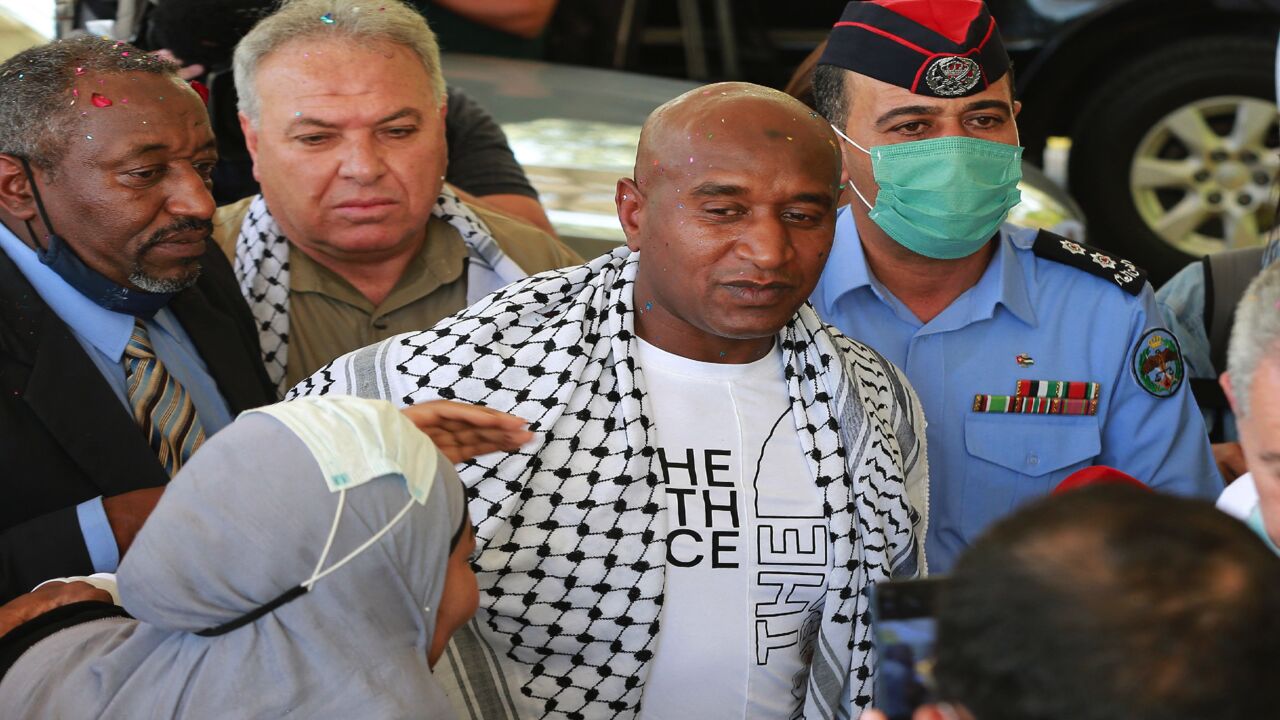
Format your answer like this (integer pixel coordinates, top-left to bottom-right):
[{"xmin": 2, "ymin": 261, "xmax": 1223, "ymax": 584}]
[{"xmin": 0, "ymin": 396, "xmax": 486, "ymax": 719}]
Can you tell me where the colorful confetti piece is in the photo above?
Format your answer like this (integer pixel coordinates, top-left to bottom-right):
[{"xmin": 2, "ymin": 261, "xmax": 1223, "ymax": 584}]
[{"xmin": 91, "ymin": 93, "xmax": 112, "ymax": 108}]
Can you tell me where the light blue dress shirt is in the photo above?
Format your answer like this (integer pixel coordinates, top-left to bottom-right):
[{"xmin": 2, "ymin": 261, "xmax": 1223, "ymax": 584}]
[
  {"xmin": 812, "ymin": 210, "xmax": 1221, "ymax": 572},
  {"xmin": 1154, "ymin": 238, "xmax": 1279, "ymax": 441},
  {"xmin": 0, "ymin": 223, "xmax": 233, "ymax": 573}
]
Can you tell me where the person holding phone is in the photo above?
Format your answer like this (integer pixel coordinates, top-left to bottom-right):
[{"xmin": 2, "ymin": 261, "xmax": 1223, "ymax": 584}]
[{"xmin": 866, "ymin": 485, "xmax": 1280, "ymax": 720}]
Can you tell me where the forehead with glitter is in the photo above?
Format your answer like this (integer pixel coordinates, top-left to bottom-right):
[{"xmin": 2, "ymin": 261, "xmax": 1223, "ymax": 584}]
[
  {"xmin": 636, "ymin": 82, "xmax": 840, "ymax": 189},
  {"xmin": 0, "ymin": 36, "xmax": 184, "ymax": 170}
]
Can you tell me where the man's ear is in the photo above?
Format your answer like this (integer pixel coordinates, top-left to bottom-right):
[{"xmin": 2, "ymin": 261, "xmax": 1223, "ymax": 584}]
[
  {"xmin": 0, "ymin": 155, "xmax": 40, "ymax": 222},
  {"xmin": 239, "ymin": 112, "xmax": 262, "ymax": 183},
  {"xmin": 616, "ymin": 177, "xmax": 645, "ymax": 252},
  {"xmin": 1222, "ymin": 371, "xmax": 1240, "ymax": 416}
]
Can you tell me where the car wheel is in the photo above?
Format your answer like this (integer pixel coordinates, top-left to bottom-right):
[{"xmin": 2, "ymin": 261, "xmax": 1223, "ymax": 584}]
[{"xmin": 1068, "ymin": 34, "xmax": 1278, "ymax": 283}]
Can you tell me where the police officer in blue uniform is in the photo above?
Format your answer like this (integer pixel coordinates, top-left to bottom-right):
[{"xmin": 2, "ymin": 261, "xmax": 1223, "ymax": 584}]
[{"xmin": 809, "ymin": 0, "xmax": 1220, "ymax": 572}]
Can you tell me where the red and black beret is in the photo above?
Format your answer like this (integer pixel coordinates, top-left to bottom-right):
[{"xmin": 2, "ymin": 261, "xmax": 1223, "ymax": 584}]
[{"xmin": 818, "ymin": 0, "xmax": 1011, "ymax": 98}]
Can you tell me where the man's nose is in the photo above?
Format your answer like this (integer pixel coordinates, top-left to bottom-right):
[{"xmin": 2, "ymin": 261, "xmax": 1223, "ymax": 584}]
[
  {"xmin": 735, "ymin": 214, "xmax": 792, "ymax": 269},
  {"xmin": 165, "ymin": 165, "xmax": 216, "ymax": 220},
  {"xmin": 339, "ymin": 134, "xmax": 388, "ymax": 184}
]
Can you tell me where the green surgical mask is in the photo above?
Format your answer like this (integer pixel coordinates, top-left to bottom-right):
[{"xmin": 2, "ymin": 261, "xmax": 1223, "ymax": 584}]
[{"xmin": 834, "ymin": 129, "xmax": 1023, "ymax": 260}]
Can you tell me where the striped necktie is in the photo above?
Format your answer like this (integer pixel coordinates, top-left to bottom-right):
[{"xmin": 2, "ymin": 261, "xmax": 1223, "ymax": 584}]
[{"xmin": 123, "ymin": 320, "xmax": 206, "ymax": 476}]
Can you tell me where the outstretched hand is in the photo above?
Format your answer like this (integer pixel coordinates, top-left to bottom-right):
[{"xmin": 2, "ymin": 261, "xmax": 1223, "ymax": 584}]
[{"xmin": 401, "ymin": 400, "xmax": 534, "ymax": 463}]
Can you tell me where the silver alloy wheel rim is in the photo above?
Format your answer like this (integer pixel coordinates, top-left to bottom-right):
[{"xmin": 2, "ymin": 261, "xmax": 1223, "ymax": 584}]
[{"xmin": 1129, "ymin": 95, "xmax": 1279, "ymax": 256}]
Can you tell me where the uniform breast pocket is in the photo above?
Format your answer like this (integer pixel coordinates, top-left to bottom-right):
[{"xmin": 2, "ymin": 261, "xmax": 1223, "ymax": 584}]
[{"xmin": 961, "ymin": 413, "xmax": 1101, "ymax": 538}]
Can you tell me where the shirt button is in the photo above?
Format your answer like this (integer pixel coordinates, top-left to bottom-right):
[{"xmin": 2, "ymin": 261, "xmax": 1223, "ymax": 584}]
[
  {"xmin": 1027, "ymin": 453, "xmax": 1040, "ymax": 466},
  {"xmin": 372, "ymin": 320, "xmax": 389, "ymax": 330}
]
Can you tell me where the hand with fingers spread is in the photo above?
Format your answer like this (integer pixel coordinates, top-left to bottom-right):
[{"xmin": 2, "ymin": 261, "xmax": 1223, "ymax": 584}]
[{"xmin": 401, "ymin": 400, "xmax": 534, "ymax": 463}]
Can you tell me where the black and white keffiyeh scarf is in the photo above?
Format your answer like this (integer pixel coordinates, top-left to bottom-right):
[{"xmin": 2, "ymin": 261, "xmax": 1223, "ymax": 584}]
[
  {"xmin": 234, "ymin": 187, "xmax": 527, "ymax": 395},
  {"xmin": 289, "ymin": 246, "xmax": 929, "ymax": 720}
]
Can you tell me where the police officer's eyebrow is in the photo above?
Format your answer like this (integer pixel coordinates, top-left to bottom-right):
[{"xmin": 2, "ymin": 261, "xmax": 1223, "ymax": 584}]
[
  {"xmin": 874, "ymin": 98, "xmax": 1012, "ymax": 127},
  {"xmin": 874, "ymin": 105, "xmax": 940, "ymax": 127}
]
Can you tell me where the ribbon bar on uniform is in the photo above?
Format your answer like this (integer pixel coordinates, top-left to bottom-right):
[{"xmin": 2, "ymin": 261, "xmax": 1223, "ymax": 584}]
[
  {"xmin": 1014, "ymin": 380, "xmax": 1100, "ymax": 400},
  {"xmin": 973, "ymin": 394, "xmax": 1098, "ymax": 416}
]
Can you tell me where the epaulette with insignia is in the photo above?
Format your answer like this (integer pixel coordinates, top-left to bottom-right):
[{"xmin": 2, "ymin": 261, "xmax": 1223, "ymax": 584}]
[{"xmin": 1031, "ymin": 230, "xmax": 1147, "ymax": 296}]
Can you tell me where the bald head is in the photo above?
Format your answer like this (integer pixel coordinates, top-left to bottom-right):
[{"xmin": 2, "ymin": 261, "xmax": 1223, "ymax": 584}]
[
  {"xmin": 617, "ymin": 82, "xmax": 843, "ymax": 363},
  {"xmin": 635, "ymin": 81, "xmax": 841, "ymax": 190}
]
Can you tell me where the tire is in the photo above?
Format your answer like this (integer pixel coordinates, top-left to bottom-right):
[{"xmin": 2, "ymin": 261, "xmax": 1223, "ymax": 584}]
[{"xmin": 1067, "ymin": 34, "xmax": 1278, "ymax": 285}]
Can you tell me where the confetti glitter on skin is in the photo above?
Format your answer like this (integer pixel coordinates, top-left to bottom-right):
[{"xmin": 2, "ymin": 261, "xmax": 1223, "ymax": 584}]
[
  {"xmin": 295, "ymin": 111, "xmax": 302, "ymax": 117},
  {"xmin": 320, "ymin": 12, "xmax": 335, "ymax": 23},
  {"xmin": 85, "ymin": 135, "xmax": 93, "ymax": 141},
  {"xmin": 75, "ymin": 67, "xmax": 85, "ymax": 76},
  {"xmin": 91, "ymin": 93, "xmax": 113, "ymax": 108}
]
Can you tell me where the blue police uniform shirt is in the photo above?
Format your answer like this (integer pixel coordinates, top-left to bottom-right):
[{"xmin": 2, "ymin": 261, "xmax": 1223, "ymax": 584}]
[
  {"xmin": 1155, "ymin": 238, "xmax": 1280, "ymax": 441},
  {"xmin": 0, "ymin": 222, "xmax": 233, "ymax": 575},
  {"xmin": 811, "ymin": 209, "xmax": 1221, "ymax": 572}
]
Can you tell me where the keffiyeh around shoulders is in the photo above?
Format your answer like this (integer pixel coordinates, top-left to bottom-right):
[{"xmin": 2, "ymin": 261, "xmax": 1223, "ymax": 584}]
[
  {"xmin": 290, "ymin": 246, "xmax": 928, "ymax": 719},
  {"xmin": 235, "ymin": 185, "xmax": 527, "ymax": 396}
]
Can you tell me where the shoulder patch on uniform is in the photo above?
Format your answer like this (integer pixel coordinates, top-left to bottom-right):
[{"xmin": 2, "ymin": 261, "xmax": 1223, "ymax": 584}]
[
  {"xmin": 1032, "ymin": 230, "xmax": 1146, "ymax": 296},
  {"xmin": 1131, "ymin": 328, "xmax": 1184, "ymax": 398}
]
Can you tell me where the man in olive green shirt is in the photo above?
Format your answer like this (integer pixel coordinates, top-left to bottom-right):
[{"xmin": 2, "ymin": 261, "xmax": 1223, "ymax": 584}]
[{"xmin": 215, "ymin": 0, "xmax": 580, "ymax": 393}]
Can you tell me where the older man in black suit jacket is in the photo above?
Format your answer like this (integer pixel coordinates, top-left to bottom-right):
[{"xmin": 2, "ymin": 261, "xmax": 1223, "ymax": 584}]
[{"xmin": 0, "ymin": 38, "xmax": 276, "ymax": 602}]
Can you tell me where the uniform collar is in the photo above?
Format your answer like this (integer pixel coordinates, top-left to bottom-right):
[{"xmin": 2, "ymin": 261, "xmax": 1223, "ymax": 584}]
[{"xmin": 821, "ymin": 208, "xmax": 1037, "ymax": 328}]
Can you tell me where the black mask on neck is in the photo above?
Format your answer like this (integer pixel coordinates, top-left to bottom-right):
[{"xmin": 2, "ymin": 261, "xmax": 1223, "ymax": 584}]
[{"xmin": 19, "ymin": 157, "xmax": 176, "ymax": 318}]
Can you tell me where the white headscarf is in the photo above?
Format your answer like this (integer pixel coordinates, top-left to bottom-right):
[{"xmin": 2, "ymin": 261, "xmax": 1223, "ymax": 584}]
[{"xmin": 0, "ymin": 398, "xmax": 467, "ymax": 719}]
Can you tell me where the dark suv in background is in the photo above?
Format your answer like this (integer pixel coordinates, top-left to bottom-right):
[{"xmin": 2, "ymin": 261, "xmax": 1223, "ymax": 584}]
[
  {"xmin": 1010, "ymin": 0, "xmax": 1279, "ymax": 282},
  {"xmin": 550, "ymin": 0, "xmax": 1280, "ymax": 282}
]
